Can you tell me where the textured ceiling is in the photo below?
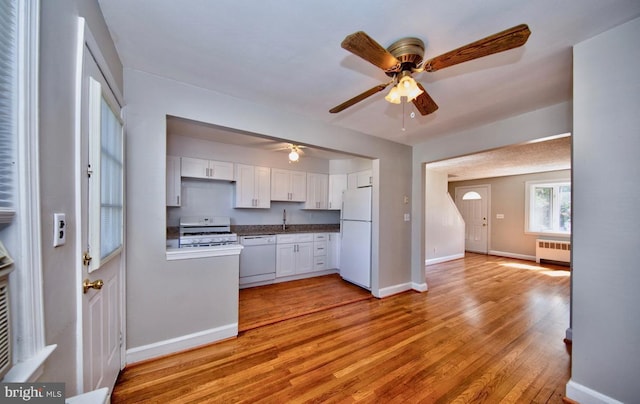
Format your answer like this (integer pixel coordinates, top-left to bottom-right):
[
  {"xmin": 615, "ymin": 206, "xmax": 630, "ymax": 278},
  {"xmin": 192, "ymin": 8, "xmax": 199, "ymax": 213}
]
[
  {"xmin": 426, "ymin": 135, "xmax": 571, "ymax": 181},
  {"xmin": 99, "ymin": 0, "xmax": 640, "ymax": 146}
]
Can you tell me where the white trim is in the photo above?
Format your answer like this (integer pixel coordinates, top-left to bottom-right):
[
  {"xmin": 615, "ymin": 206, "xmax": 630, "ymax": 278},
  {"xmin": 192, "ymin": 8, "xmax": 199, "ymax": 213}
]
[
  {"xmin": 73, "ymin": 17, "xmax": 86, "ymax": 394},
  {"xmin": 565, "ymin": 380, "xmax": 623, "ymax": 404},
  {"xmin": 10, "ymin": 0, "xmax": 48, "ymax": 367},
  {"xmin": 166, "ymin": 245, "xmax": 244, "ymax": 261},
  {"xmin": 126, "ymin": 324, "xmax": 238, "ymax": 364},
  {"xmin": 66, "ymin": 387, "xmax": 109, "ymax": 404},
  {"xmin": 426, "ymin": 253, "xmax": 465, "ymax": 266},
  {"xmin": 412, "ymin": 282, "xmax": 428, "ymax": 292},
  {"xmin": 488, "ymin": 250, "xmax": 536, "ymax": 262},
  {"xmin": 3, "ymin": 344, "xmax": 56, "ymax": 383},
  {"xmin": 374, "ymin": 282, "xmax": 412, "ymax": 298}
]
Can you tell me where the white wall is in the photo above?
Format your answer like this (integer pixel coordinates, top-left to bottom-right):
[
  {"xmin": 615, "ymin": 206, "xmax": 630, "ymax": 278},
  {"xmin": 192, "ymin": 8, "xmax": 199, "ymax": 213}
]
[
  {"xmin": 567, "ymin": 17, "xmax": 640, "ymax": 404},
  {"xmin": 411, "ymin": 102, "xmax": 573, "ymax": 287},
  {"xmin": 124, "ymin": 68, "xmax": 413, "ymax": 353},
  {"xmin": 37, "ymin": 0, "xmax": 123, "ymax": 394},
  {"xmin": 424, "ymin": 169, "xmax": 464, "ymax": 264}
]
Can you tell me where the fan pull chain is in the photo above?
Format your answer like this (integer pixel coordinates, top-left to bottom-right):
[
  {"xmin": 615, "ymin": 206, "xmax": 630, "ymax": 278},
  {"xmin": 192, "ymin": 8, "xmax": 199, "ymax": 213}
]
[{"xmin": 402, "ymin": 98, "xmax": 406, "ymax": 131}]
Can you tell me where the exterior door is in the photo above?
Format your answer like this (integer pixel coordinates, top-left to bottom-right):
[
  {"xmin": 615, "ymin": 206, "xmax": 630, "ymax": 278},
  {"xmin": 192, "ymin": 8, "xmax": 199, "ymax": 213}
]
[
  {"xmin": 455, "ymin": 185, "xmax": 489, "ymax": 254},
  {"xmin": 78, "ymin": 41, "xmax": 124, "ymax": 394}
]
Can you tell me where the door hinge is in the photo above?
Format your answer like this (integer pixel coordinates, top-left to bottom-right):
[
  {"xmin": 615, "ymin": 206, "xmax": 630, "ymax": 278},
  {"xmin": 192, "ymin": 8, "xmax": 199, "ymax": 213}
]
[
  {"xmin": 82, "ymin": 251, "xmax": 92, "ymax": 266},
  {"xmin": 87, "ymin": 164, "xmax": 93, "ymax": 178}
]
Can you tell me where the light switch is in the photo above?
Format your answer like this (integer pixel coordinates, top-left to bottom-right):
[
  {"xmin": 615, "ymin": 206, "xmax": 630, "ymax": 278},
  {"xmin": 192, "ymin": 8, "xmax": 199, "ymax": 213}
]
[
  {"xmin": 404, "ymin": 213, "xmax": 410, "ymax": 221},
  {"xmin": 53, "ymin": 213, "xmax": 66, "ymax": 247},
  {"xmin": 496, "ymin": 213, "xmax": 505, "ymax": 219}
]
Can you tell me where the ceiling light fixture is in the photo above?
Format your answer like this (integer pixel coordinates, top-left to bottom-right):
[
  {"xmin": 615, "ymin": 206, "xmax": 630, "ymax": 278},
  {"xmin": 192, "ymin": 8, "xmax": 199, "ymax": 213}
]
[
  {"xmin": 288, "ymin": 145, "xmax": 300, "ymax": 163},
  {"xmin": 384, "ymin": 71, "xmax": 424, "ymax": 104}
]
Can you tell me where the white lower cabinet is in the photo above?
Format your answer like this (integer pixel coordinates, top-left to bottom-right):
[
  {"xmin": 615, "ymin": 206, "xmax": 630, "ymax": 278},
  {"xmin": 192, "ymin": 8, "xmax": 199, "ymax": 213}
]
[
  {"xmin": 276, "ymin": 233, "xmax": 314, "ymax": 277},
  {"xmin": 327, "ymin": 232, "xmax": 340, "ymax": 270}
]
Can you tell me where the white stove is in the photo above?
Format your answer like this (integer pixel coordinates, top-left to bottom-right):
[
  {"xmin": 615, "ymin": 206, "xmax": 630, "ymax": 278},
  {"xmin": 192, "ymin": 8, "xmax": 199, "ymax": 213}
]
[{"xmin": 179, "ymin": 216, "xmax": 238, "ymax": 248}]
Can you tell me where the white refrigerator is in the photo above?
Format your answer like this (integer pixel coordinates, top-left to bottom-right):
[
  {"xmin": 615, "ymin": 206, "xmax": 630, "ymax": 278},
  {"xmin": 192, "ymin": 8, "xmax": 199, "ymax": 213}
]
[{"xmin": 340, "ymin": 187, "xmax": 372, "ymax": 289}]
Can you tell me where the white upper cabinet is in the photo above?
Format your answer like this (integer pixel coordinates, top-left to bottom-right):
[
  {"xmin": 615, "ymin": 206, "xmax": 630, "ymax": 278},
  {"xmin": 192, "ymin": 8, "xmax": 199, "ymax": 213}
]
[
  {"xmin": 328, "ymin": 173, "xmax": 347, "ymax": 210},
  {"xmin": 166, "ymin": 156, "xmax": 181, "ymax": 207},
  {"xmin": 347, "ymin": 169, "xmax": 373, "ymax": 189},
  {"xmin": 181, "ymin": 156, "xmax": 234, "ymax": 181},
  {"xmin": 305, "ymin": 173, "xmax": 328, "ymax": 210},
  {"xmin": 235, "ymin": 164, "xmax": 270, "ymax": 208},
  {"xmin": 271, "ymin": 168, "xmax": 306, "ymax": 202}
]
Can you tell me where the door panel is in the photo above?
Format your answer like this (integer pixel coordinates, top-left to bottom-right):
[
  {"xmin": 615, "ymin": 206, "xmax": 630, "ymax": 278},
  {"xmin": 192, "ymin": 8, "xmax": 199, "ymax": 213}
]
[
  {"xmin": 80, "ymin": 43, "xmax": 122, "ymax": 394},
  {"xmin": 455, "ymin": 186, "xmax": 489, "ymax": 254}
]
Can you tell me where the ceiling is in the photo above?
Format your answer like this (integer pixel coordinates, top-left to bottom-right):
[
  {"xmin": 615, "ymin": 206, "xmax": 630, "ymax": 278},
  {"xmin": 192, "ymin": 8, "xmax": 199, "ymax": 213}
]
[
  {"xmin": 101, "ymin": 1, "xmax": 636, "ymax": 179},
  {"xmin": 99, "ymin": 0, "xmax": 640, "ymax": 146}
]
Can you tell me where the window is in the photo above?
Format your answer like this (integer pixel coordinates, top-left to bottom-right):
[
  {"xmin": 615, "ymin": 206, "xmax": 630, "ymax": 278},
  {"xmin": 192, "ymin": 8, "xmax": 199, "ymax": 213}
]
[
  {"xmin": 88, "ymin": 77, "xmax": 123, "ymax": 271},
  {"xmin": 525, "ymin": 180, "xmax": 571, "ymax": 235},
  {"xmin": 0, "ymin": 0, "xmax": 17, "ymax": 222}
]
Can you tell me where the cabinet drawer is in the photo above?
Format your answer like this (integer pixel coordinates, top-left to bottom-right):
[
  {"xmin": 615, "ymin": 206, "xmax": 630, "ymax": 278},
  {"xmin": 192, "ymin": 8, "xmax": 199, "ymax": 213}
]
[
  {"xmin": 314, "ymin": 233, "xmax": 328, "ymax": 242},
  {"xmin": 314, "ymin": 241, "xmax": 327, "ymax": 256},
  {"xmin": 314, "ymin": 256, "xmax": 326, "ymax": 270}
]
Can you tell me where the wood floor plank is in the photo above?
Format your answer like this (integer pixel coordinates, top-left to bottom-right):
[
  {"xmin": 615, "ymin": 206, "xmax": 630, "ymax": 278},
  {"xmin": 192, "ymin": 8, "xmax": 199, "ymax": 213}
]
[{"xmin": 112, "ymin": 253, "xmax": 571, "ymax": 403}]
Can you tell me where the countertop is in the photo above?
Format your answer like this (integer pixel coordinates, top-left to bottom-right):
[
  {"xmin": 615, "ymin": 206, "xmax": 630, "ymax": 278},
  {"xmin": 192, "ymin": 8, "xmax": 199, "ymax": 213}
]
[{"xmin": 232, "ymin": 224, "xmax": 340, "ymax": 236}]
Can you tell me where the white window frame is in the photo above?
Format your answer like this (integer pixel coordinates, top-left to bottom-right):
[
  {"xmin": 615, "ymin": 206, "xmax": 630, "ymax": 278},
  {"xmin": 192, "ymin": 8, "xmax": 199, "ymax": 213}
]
[
  {"xmin": 524, "ymin": 179, "xmax": 571, "ymax": 238},
  {"xmin": 2, "ymin": 0, "xmax": 57, "ymax": 382},
  {"xmin": 87, "ymin": 77, "xmax": 124, "ymax": 272}
]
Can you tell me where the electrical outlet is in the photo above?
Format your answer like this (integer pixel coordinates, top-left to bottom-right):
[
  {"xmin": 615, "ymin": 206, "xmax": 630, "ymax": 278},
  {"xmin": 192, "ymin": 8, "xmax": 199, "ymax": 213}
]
[{"xmin": 53, "ymin": 213, "xmax": 66, "ymax": 247}]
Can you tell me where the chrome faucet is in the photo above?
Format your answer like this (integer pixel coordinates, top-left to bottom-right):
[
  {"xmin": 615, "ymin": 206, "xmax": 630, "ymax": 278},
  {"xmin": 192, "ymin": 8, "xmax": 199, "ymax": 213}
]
[{"xmin": 282, "ymin": 209, "xmax": 287, "ymax": 231}]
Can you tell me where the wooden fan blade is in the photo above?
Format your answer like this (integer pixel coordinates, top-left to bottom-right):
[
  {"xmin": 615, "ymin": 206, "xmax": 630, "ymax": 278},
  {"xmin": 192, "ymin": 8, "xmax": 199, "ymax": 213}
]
[
  {"xmin": 423, "ymin": 24, "xmax": 531, "ymax": 72},
  {"xmin": 341, "ymin": 31, "xmax": 401, "ymax": 72},
  {"xmin": 412, "ymin": 83, "xmax": 439, "ymax": 116},
  {"xmin": 329, "ymin": 82, "xmax": 391, "ymax": 114}
]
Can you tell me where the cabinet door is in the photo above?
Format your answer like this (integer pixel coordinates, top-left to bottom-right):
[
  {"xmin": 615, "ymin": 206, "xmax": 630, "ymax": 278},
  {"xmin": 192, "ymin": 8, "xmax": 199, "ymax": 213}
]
[
  {"xmin": 295, "ymin": 242, "xmax": 314, "ymax": 274},
  {"xmin": 166, "ymin": 156, "xmax": 181, "ymax": 206},
  {"xmin": 271, "ymin": 169, "xmax": 291, "ymax": 201},
  {"xmin": 327, "ymin": 232, "xmax": 340, "ymax": 269},
  {"xmin": 356, "ymin": 170, "xmax": 373, "ymax": 188},
  {"xmin": 254, "ymin": 166, "xmax": 271, "ymax": 208},
  {"xmin": 276, "ymin": 244, "xmax": 296, "ymax": 277},
  {"xmin": 210, "ymin": 160, "xmax": 234, "ymax": 181},
  {"xmin": 290, "ymin": 170, "xmax": 307, "ymax": 202},
  {"xmin": 234, "ymin": 164, "xmax": 256, "ymax": 208},
  {"xmin": 328, "ymin": 174, "xmax": 346, "ymax": 210},
  {"xmin": 181, "ymin": 156, "xmax": 209, "ymax": 179},
  {"xmin": 306, "ymin": 173, "xmax": 328, "ymax": 209}
]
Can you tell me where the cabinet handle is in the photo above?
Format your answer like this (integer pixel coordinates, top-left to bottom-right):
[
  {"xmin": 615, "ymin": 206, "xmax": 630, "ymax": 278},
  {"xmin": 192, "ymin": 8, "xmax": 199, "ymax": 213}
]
[{"xmin": 176, "ymin": 195, "xmax": 180, "ymax": 205}]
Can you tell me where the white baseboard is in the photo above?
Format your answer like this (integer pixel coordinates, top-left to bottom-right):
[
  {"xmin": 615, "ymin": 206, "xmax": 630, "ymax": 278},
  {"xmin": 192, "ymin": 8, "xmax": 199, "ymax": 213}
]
[
  {"xmin": 374, "ymin": 282, "xmax": 412, "ymax": 298},
  {"xmin": 488, "ymin": 250, "xmax": 536, "ymax": 262},
  {"xmin": 126, "ymin": 323, "xmax": 238, "ymax": 364},
  {"xmin": 412, "ymin": 282, "xmax": 428, "ymax": 292},
  {"xmin": 425, "ymin": 253, "xmax": 465, "ymax": 266},
  {"xmin": 566, "ymin": 379, "xmax": 623, "ymax": 404}
]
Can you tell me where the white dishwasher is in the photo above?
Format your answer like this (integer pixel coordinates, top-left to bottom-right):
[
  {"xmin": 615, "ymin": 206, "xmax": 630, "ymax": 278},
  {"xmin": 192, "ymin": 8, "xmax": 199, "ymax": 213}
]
[{"xmin": 239, "ymin": 235, "xmax": 277, "ymax": 287}]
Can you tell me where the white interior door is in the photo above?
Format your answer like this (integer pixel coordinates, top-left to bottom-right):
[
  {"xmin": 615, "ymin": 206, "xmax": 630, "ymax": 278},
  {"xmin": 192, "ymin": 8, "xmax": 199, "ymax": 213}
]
[
  {"xmin": 78, "ymin": 40, "xmax": 123, "ymax": 394},
  {"xmin": 455, "ymin": 185, "xmax": 489, "ymax": 254}
]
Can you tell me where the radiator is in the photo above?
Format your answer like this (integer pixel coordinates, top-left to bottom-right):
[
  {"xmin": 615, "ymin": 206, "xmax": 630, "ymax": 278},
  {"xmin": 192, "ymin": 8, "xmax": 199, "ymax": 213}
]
[
  {"xmin": 536, "ymin": 239, "xmax": 571, "ymax": 264},
  {"xmin": 0, "ymin": 276, "xmax": 10, "ymax": 379}
]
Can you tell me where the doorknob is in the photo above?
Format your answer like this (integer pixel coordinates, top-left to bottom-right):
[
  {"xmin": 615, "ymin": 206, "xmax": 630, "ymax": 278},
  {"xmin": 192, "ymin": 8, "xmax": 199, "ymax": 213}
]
[{"xmin": 83, "ymin": 278, "xmax": 104, "ymax": 294}]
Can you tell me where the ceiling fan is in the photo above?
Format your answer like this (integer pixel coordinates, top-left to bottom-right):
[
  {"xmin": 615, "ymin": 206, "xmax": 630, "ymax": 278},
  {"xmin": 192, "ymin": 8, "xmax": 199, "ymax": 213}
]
[{"xmin": 329, "ymin": 24, "xmax": 531, "ymax": 116}]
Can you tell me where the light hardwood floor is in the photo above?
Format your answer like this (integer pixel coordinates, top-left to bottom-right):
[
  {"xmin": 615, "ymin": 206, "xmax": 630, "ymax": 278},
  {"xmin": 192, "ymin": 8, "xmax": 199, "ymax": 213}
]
[{"xmin": 112, "ymin": 254, "xmax": 571, "ymax": 403}]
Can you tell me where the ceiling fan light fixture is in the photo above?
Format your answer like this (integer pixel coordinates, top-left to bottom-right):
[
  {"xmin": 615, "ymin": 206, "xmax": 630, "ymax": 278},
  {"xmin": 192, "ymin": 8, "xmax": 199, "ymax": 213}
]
[
  {"xmin": 384, "ymin": 86, "xmax": 402, "ymax": 104},
  {"xmin": 397, "ymin": 75, "xmax": 423, "ymax": 102},
  {"xmin": 288, "ymin": 146, "xmax": 300, "ymax": 163}
]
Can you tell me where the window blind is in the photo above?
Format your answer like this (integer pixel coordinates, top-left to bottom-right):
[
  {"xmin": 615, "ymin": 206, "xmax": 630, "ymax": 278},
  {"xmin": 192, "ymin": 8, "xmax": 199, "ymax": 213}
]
[{"xmin": 0, "ymin": 0, "xmax": 17, "ymax": 212}]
